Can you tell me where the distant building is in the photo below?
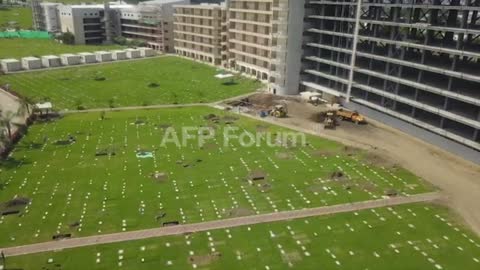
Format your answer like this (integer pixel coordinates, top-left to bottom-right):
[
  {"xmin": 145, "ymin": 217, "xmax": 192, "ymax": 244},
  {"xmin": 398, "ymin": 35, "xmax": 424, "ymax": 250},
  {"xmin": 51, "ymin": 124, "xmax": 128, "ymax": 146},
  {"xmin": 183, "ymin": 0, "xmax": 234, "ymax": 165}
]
[
  {"xmin": 173, "ymin": 3, "xmax": 227, "ymax": 65},
  {"xmin": 57, "ymin": 3, "xmax": 128, "ymax": 45},
  {"xmin": 119, "ymin": 0, "xmax": 189, "ymax": 52},
  {"xmin": 33, "ymin": 2, "xmax": 61, "ymax": 33},
  {"xmin": 33, "ymin": 1, "xmax": 189, "ymax": 51}
]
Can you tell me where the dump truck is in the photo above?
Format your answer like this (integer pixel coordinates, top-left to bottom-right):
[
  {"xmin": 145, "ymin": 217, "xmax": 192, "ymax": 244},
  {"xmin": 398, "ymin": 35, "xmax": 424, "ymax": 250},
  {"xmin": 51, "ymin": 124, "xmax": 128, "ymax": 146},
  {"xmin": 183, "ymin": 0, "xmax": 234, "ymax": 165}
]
[{"xmin": 336, "ymin": 109, "xmax": 366, "ymax": 124}]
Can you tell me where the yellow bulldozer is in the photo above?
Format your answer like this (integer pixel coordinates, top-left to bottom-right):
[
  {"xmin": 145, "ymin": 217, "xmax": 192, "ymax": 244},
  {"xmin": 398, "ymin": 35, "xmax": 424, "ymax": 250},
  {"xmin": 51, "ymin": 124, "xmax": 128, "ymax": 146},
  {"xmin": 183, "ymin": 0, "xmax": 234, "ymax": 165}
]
[{"xmin": 270, "ymin": 104, "xmax": 288, "ymax": 118}]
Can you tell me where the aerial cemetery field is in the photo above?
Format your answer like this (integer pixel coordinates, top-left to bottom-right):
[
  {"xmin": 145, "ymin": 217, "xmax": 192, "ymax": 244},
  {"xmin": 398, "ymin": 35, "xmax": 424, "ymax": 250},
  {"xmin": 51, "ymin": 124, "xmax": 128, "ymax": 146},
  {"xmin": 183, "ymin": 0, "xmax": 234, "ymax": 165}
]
[
  {"xmin": 4, "ymin": 204, "xmax": 480, "ymax": 269},
  {"xmin": 0, "ymin": 57, "xmax": 261, "ymax": 110},
  {"xmin": 0, "ymin": 53, "xmax": 478, "ymax": 269},
  {"xmin": 0, "ymin": 106, "xmax": 434, "ymax": 247}
]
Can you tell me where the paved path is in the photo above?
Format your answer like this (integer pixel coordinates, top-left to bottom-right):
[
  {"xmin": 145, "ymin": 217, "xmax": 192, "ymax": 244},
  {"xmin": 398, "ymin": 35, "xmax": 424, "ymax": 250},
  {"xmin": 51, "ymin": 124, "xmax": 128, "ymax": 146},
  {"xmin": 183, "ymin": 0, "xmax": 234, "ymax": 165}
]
[
  {"xmin": 59, "ymin": 91, "xmax": 261, "ymax": 114},
  {"xmin": 0, "ymin": 192, "xmax": 441, "ymax": 257},
  {"xmin": 60, "ymin": 103, "xmax": 207, "ymax": 114}
]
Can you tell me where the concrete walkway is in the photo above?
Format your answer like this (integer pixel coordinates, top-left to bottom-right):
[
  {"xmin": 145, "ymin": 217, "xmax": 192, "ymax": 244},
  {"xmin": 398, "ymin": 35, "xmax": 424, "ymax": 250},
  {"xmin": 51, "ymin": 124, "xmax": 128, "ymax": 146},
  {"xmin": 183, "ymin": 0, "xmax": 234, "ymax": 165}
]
[
  {"xmin": 0, "ymin": 192, "xmax": 441, "ymax": 257},
  {"xmin": 60, "ymin": 103, "xmax": 206, "ymax": 114},
  {"xmin": 59, "ymin": 91, "xmax": 261, "ymax": 114}
]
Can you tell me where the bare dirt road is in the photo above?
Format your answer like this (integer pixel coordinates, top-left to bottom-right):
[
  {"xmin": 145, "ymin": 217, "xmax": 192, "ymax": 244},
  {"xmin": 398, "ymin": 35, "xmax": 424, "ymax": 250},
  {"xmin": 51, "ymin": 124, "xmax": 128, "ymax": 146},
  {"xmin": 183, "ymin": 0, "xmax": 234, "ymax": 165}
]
[
  {"xmin": 0, "ymin": 192, "xmax": 440, "ymax": 257},
  {"xmin": 232, "ymin": 94, "xmax": 480, "ymax": 235}
]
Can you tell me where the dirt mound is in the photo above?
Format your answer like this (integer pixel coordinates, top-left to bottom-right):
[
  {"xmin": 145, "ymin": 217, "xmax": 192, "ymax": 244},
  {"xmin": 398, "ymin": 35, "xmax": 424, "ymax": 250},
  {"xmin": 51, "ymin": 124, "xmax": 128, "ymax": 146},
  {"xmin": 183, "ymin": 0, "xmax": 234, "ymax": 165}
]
[
  {"xmin": 151, "ymin": 171, "xmax": 168, "ymax": 182},
  {"xmin": 365, "ymin": 152, "xmax": 397, "ymax": 168},
  {"xmin": 188, "ymin": 252, "xmax": 222, "ymax": 266},
  {"xmin": 343, "ymin": 146, "xmax": 361, "ymax": 156},
  {"xmin": 204, "ymin": 114, "xmax": 219, "ymax": 121},
  {"xmin": 310, "ymin": 112, "xmax": 327, "ymax": 123},
  {"xmin": 257, "ymin": 182, "xmax": 272, "ymax": 192},
  {"xmin": 385, "ymin": 189, "xmax": 399, "ymax": 197},
  {"xmin": 330, "ymin": 170, "xmax": 348, "ymax": 181},
  {"xmin": 158, "ymin": 124, "xmax": 172, "ymax": 129},
  {"xmin": 249, "ymin": 93, "xmax": 276, "ymax": 107},
  {"xmin": 3, "ymin": 197, "xmax": 30, "ymax": 208},
  {"xmin": 223, "ymin": 116, "xmax": 239, "ymax": 122},
  {"xmin": 311, "ymin": 149, "xmax": 336, "ymax": 157},
  {"xmin": 276, "ymin": 152, "xmax": 293, "ymax": 160},
  {"xmin": 248, "ymin": 170, "xmax": 267, "ymax": 181}
]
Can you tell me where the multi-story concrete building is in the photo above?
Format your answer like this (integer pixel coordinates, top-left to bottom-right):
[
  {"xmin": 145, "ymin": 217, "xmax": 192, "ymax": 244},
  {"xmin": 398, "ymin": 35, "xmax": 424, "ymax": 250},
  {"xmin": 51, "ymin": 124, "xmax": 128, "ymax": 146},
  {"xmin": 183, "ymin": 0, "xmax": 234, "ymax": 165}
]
[
  {"xmin": 300, "ymin": 0, "xmax": 480, "ymax": 161},
  {"xmin": 119, "ymin": 0, "xmax": 189, "ymax": 52},
  {"xmin": 32, "ymin": 2, "xmax": 61, "ymax": 33},
  {"xmin": 57, "ymin": 3, "xmax": 127, "ymax": 45},
  {"xmin": 33, "ymin": 0, "xmax": 188, "ymax": 51},
  {"xmin": 173, "ymin": 3, "xmax": 228, "ymax": 65},
  {"xmin": 227, "ymin": 0, "xmax": 274, "ymax": 81},
  {"xmin": 226, "ymin": 0, "xmax": 303, "ymax": 91}
]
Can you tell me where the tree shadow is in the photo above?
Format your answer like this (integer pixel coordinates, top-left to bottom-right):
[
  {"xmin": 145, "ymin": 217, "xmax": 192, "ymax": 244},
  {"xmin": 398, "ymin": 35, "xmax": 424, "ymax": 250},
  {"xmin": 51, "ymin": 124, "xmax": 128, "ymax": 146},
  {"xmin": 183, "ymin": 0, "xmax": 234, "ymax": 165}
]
[{"xmin": 0, "ymin": 157, "xmax": 32, "ymax": 170}]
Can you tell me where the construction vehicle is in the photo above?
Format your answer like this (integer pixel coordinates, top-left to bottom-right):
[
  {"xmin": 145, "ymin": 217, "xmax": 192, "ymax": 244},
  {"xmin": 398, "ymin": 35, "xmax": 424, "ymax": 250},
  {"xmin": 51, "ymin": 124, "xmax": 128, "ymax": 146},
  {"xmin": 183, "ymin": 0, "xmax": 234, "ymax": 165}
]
[
  {"xmin": 308, "ymin": 95, "xmax": 322, "ymax": 106},
  {"xmin": 301, "ymin": 91, "xmax": 323, "ymax": 106},
  {"xmin": 324, "ymin": 112, "xmax": 336, "ymax": 129},
  {"xmin": 270, "ymin": 104, "xmax": 288, "ymax": 118},
  {"xmin": 336, "ymin": 109, "xmax": 366, "ymax": 124}
]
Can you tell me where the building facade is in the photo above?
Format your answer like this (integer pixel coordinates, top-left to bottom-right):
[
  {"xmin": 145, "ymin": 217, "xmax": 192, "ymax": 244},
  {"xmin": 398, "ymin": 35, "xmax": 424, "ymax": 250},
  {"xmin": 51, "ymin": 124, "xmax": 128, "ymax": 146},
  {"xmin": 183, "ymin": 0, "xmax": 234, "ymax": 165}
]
[
  {"xmin": 34, "ymin": 0, "xmax": 188, "ymax": 51},
  {"xmin": 227, "ymin": 0, "xmax": 274, "ymax": 81},
  {"xmin": 119, "ymin": 0, "xmax": 189, "ymax": 52},
  {"xmin": 300, "ymin": 0, "xmax": 480, "ymax": 159},
  {"xmin": 173, "ymin": 3, "xmax": 228, "ymax": 65}
]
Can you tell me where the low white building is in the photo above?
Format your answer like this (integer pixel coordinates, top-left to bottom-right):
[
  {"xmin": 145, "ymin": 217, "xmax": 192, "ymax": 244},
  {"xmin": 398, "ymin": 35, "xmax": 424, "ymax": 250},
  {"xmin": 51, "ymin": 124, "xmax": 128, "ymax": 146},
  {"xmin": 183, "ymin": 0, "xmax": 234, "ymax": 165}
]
[
  {"xmin": 112, "ymin": 50, "xmax": 127, "ymax": 60},
  {"xmin": 125, "ymin": 48, "xmax": 142, "ymax": 59},
  {"xmin": 95, "ymin": 51, "xmax": 113, "ymax": 62},
  {"xmin": 60, "ymin": 54, "xmax": 82, "ymax": 65},
  {"xmin": 78, "ymin": 52, "xmax": 97, "ymax": 64},
  {"xmin": 1, "ymin": 59, "xmax": 22, "ymax": 73},
  {"xmin": 139, "ymin": 47, "xmax": 156, "ymax": 57},
  {"xmin": 21, "ymin": 57, "xmax": 42, "ymax": 70},
  {"xmin": 41, "ymin": 55, "xmax": 62, "ymax": 68}
]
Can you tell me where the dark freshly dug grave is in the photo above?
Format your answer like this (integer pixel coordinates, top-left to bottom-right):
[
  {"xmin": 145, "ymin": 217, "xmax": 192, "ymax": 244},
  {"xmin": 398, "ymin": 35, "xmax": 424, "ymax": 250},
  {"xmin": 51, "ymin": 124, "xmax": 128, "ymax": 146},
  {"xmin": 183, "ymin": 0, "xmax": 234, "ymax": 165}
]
[
  {"xmin": 248, "ymin": 170, "xmax": 267, "ymax": 181},
  {"xmin": 52, "ymin": 233, "xmax": 72, "ymax": 240}
]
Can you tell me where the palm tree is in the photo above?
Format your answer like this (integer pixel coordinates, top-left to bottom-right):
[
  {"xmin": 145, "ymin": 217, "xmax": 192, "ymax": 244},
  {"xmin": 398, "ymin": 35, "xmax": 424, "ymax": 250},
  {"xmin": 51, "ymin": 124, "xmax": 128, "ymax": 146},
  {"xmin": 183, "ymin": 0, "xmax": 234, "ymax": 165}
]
[
  {"xmin": 0, "ymin": 110, "xmax": 18, "ymax": 142},
  {"xmin": 18, "ymin": 96, "xmax": 34, "ymax": 115}
]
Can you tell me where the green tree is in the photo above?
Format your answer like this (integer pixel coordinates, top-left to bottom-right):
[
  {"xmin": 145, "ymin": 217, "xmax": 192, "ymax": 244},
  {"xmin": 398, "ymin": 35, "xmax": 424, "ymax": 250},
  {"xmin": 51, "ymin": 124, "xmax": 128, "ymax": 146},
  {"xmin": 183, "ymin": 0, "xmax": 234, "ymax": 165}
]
[
  {"xmin": 58, "ymin": 31, "xmax": 75, "ymax": 45},
  {"xmin": 0, "ymin": 110, "xmax": 17, "ymax": 142},
  {"xmin": 18, "ymin": 96, "xmax": 34, "ymax": 115},
  {"xmin": 108, "ymin": 98, "xmax": 115, "ymax": 108}
]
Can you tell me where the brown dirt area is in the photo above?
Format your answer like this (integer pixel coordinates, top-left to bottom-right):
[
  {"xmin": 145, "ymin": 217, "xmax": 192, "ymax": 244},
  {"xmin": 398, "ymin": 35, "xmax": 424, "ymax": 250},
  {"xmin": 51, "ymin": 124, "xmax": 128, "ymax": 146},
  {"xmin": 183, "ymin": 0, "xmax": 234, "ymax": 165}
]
[
  {"xmin": 226, "ymin": 93, "xmax": 480, "ymax": 235},
  {"xmin": 188, "ymin": 252, "xmax": 221, "ymax": 266}
]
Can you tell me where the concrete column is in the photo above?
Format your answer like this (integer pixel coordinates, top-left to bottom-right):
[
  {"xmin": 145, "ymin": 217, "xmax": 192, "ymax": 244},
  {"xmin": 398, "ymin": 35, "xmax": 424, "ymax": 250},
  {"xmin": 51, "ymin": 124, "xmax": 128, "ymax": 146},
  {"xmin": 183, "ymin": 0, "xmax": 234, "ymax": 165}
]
[
  {"xmin": 474, "ymin": 129, "xmax": 479, "ymax": 142},
  {"xmin": 443, "ymin": 97, "xmax": 450, "ymax": 111}
]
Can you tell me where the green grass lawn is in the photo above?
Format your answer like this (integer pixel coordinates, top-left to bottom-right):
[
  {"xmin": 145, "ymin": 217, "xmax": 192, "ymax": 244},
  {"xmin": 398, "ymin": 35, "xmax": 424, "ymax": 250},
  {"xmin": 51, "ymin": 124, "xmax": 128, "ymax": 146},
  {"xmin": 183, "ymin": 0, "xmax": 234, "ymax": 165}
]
[
  {"xmin": 0, "ymin": 38, "xmax": 123, "ymax": 60},
  {"xmin": 0, "ymin": 106, "xmax": 432, "ymax": 247},
  {"xmin": 0, "ymin": 7, "xmax": 32, "ymax": 30},
  {"xmin": 0, "ymin": 56, "xmax": 261, "ymax": 109},
  {"xmin": 4, "ymin": 203, "xmax": 480, "ymax": 269}
]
